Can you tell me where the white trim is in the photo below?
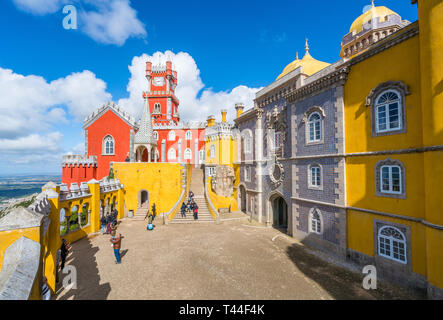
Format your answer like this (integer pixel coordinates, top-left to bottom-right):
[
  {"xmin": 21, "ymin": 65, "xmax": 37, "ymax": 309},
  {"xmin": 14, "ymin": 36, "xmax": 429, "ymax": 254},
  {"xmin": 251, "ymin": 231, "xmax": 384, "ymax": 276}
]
[
  {"xmin": 102, "ymin": 135, "xmax": 115, "ymax": 155},
  {"xmin": 307, "ymin": 112, "xmax": 322, "ymax": 143},
  {"xmin": 308, "ymin": 208, "xmax": 323, "ymax": 235},
  {"xmin": 308, "ymin": 164, "xmax": 323, "ymax": 190}
]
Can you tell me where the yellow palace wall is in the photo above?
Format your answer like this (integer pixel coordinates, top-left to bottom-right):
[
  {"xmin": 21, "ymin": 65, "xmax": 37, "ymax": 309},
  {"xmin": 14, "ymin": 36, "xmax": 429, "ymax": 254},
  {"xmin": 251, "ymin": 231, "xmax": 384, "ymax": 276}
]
[
  {"xmin": 112, "ymin": 162, "xmax": 185, "ymax": 215},
  {"xmin": 344, "ymin": 0, "xmax": 443, "ymax": 295}
]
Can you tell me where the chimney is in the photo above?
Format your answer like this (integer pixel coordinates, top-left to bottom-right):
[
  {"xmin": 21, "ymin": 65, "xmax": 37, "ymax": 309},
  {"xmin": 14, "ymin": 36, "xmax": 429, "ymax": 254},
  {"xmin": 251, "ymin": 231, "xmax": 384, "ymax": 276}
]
[
  {"xmin": 207, "ymin": 115, "xmax": 216, "ymax": 127},
  {"xmin": 235, "ymin": 103, "xmax": 245, "ymax": 118},
  {"xmin": 221, "ymin": 109, "xmax": 227, "ymax": 123}
]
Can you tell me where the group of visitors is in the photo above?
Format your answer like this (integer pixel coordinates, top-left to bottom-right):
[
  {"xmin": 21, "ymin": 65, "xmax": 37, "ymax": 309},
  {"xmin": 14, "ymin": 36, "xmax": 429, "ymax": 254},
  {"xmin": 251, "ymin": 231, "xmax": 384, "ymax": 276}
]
[
  {"xmin": 101, "ymin": 209, "xmax": 118, "ymax": 234},
  {"xmin": 180, "ymin": 191, "xmax": 199, "ymax": 220}
]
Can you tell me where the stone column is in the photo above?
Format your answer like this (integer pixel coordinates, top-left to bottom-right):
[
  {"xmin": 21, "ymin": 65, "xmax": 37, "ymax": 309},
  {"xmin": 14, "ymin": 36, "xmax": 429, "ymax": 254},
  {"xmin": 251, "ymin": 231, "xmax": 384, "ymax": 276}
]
[{"xmin": 256, "ymin": 108, "xmax": 265, "ymax": 225}]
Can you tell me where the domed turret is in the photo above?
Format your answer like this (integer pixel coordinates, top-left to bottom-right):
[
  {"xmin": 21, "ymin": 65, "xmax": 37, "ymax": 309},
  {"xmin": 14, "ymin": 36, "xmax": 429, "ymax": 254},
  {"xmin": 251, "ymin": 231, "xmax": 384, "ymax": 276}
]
[
  {"xmin": 341, "ymin": 1, "xmax": 410, "ymax": 59},
  {"xmin": 276, "ymin": 39, "xmax": 330, "ymax": 80}
]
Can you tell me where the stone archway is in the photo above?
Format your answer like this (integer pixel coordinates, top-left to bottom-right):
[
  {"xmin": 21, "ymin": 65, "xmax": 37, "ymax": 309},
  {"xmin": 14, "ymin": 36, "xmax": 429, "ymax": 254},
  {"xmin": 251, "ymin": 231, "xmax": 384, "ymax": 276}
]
[
  {"xmin": 138, "ymin": 190, "xmax": 149, "ymax": 209},
  {"xmin": 239, "ymin": 185, "xmax": 247, "ymax": 213},
  {"xmin": 269, "ymin": 193, "xmax": 288, "ymax": 231}
]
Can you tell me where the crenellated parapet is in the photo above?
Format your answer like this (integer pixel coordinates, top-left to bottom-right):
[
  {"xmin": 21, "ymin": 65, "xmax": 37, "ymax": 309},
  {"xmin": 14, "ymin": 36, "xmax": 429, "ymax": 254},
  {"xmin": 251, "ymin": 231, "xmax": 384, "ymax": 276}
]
[
  {"xmin": 153, "ymin": 121, "xmax": 206, "ymax": 130},
  {"xmin": 204, "ymin": 122, "xmax": 235, "ymax": 141},
  {"xmin": 62, "ymin": 155, "xmax": 98, "ymax": 167}
]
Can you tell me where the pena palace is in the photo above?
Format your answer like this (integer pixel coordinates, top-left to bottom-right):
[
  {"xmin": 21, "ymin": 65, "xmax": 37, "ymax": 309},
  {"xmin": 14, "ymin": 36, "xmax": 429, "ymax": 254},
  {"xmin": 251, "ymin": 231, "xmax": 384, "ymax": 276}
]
[{"xmin": 61, "ymin": 60, "xmax": 206, "ymax": 185}]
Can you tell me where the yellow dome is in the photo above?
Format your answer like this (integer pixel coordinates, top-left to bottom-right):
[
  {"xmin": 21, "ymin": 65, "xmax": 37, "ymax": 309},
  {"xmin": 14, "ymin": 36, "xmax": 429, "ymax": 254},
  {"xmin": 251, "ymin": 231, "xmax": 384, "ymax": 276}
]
[
  {"xmin": 276, "ymin": 45, "xmax": 330, "ymax": 80},
  {"xmin": 349, "ymin": 5, "xmax": 399, "ymax": 34}
]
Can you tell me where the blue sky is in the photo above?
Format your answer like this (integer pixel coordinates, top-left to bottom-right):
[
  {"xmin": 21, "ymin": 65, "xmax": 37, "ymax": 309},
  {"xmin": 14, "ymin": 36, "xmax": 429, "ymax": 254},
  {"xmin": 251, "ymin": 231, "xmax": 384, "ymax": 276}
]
[{"xmin": 0, "ymin": 0, "xmax": 418, "ymax": 175}]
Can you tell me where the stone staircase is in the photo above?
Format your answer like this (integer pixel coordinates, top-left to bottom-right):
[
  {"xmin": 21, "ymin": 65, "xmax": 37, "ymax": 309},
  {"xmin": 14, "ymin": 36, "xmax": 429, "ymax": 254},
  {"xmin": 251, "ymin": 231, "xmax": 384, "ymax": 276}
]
[
  {"xmin": 133, "ymin": 207, "xmax": 149, "ymax": 221},
  {"xmin": 171, "ymin": 168, "xmax": 215, "ymax": 224}
]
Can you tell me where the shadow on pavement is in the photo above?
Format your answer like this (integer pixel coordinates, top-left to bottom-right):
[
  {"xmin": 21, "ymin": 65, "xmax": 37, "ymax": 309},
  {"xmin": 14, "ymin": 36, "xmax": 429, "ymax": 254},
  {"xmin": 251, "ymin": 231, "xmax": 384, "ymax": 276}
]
[
  {"xmin": 56, "ymin": 238, "xmax": 111, "ymax": 300},
  {"xmin": 285, "ymin": 235, "xmax": 424, "ymax": 300}
]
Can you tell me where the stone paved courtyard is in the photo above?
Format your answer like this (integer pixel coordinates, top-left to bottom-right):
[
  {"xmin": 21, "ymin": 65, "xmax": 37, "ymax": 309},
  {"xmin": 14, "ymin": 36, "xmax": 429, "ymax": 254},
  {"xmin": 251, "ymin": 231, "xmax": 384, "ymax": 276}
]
[{"xmin": 55, "ymin": 216, "xmax": 425, "ymax": 300}]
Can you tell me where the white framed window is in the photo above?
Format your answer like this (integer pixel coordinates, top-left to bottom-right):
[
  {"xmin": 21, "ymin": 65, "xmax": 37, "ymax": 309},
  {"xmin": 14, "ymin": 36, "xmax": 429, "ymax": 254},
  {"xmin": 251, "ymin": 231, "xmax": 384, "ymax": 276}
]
[
  {"xmin": 308, "ymin": 164, "xmax": 322, "ymax": 189},
  {"xmin": 185, "ymin": 131, "xmax": 192, "ymax": 140},
  {"xmin": 375, "ymin": 90, "xmax": 402, "ymax": 133},
  {"xmin": 309, "ymin": 208, "xmax": 322, "ymax": 235},
  {"xmin": 243, "ymin": 132, "xmax": 252, "ymax": 154},
  {"xmin": 199, "ymin": 149, "xmax": 205, "ymax": 164},
  {"xmin": 378, "ymin": 226, "xmax": 407, "ymax": 264},
  {"xmin": 168, "ymin": 130, "xmax": 176, "ymax": 141},
  {"xmin": 208, "ymin": 167, "xmax": 216, "ymax": 176},
  {"xmin": 380, "ymin": 165, "xmax": 402, "ymax": 194},
  {"xmin": 153, "ymin": 131, "xmax": 159, "ymax": 140},
  {"xmin": 103, "ymin": 135, "xmax": 114, "ymax": 155},
  {"xmin": 245, "ymin": 166, "xmax": 251, "ymax": 182},
  {"xmin": 168, "ymin": 148, "xmax": 176, "ymax": 161},
  {"xmin": 308, "ymin": 112, "xmax": 322, "ymax": 143},
  {"xmin": 184, "ymin": 148, "xmax": 192, "ymax": 160},
  {"xmin": 210, "ymin": 145, "xmax": 216, "ymax": 159}
]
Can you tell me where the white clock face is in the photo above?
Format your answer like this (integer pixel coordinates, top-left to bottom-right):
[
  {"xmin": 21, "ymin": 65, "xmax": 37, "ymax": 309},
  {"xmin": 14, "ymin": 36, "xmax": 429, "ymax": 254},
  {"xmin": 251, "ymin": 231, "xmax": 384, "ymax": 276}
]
[{"xmin": 153, "ymin": 77, "xmax": 164, "ymax": 87}]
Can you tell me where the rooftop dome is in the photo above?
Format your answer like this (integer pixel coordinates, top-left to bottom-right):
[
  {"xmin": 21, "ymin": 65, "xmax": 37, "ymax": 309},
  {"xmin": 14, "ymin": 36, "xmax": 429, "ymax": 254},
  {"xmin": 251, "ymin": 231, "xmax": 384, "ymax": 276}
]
[
  {"xmin": 276, "ymin": 39, "xmax": 330, "ymax": 80},
  {"xmin": 349, "ymin": 2, "xmax": 399, "ymax": 34}
]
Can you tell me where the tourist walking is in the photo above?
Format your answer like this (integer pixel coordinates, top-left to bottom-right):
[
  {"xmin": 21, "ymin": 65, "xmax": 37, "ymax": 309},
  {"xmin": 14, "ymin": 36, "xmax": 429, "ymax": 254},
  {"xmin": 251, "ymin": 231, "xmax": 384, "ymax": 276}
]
[
  {"xmin": 189, "ymin": 190, "xmax": 194, "ymax": 202},
  {"xmin": 110, "ymin": 231, "xmax": 122, "ymax": 264},
  {"xmin": 186, "ymin": 201, "xmax": 192, "ymax": 215},
  {"xmin": 152, "ymin": 203, "xmax": 156, "ymax": 217},
  {"xmin": 106, "ymin": 213, "xmax": 112, "ymax": 234},
  {"xmin": 147, "ymin": 212, "xmax": 154, "ymax": 231},
  {"xmin": 180, "ymin": 202, "xmax": 186, "ymax": 218},
  {"xmin": 60, "ymin": 239, "xmax": 70, "ymax": 272},
  {"xmin": 101, "ymin": 215, "xmax": 107, "ymax": 234},
  {"xmin": 193, "ymin": 202, "xmax": 199, "ymax": 220}
]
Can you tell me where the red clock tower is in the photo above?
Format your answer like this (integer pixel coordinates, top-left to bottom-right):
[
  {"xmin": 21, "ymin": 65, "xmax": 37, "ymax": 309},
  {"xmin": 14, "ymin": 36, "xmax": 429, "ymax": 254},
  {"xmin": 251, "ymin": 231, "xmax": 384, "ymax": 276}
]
[{"xmin": 144, "ymin": 61, "xmax": 180, "ymax": 125}]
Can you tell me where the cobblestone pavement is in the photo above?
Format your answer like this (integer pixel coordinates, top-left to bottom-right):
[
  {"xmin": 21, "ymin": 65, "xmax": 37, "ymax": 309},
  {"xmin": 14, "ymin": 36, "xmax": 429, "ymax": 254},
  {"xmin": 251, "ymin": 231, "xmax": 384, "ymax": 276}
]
[{"xmin": 55, "ymin": 217, "xmax": 425, "ymax": 300}]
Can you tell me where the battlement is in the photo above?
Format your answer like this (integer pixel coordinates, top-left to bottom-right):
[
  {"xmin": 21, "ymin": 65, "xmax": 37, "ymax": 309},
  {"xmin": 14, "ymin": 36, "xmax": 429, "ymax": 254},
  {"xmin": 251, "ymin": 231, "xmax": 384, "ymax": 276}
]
[
  {"xmin": 62, "ymin": 155, "xmax": 98, "ymax": 167},
  {"xmin": 153, "ymin": 121, "xmax": 206, "ymax": 130}
]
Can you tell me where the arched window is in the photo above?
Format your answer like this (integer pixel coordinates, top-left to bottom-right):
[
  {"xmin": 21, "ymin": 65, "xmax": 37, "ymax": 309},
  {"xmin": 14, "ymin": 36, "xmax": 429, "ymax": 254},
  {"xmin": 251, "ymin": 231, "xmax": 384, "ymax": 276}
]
[
  {"xmin": 184, "ymin": 148, "xmax": 192, "ymax": 160},
  {"xmin": 153, "ymin": 103, "xmax": 161, "ymax": 114},
  {"xmin": 153, "ymin": 131, "xmax": 159, "ymax": 140},
  {"xmin": 168, "ymin": 148, "xmax": 176, "ymax": 161},
  {"xmin": 378, "ymin": 226, "xmax": 407, "ymax": 264},
  {"xmin": 185, "ymin": 131, "xmax": 192, "ymax": 140},
  {"xmin": 103, "ymin": 135, "xmax": 114, "ymax": 155},
  {"xmin": 242, "ymin": 131, "xmax": 252, "ymax": 154},
  {"xmin": 168, "ymin": 130, "xmax": 176, "ymax": 141},
  {"xmin": 375, "ymin": 90, "xmax": 402, "ymax": 133},
  {"xmin": 199, "ymin": 149, "xmax": 205, "ymax": 164},
  {"xmin": 309, "ymin": 208, "xmax": 322, "ymax": 235},
  {"xmin": 308, "ymin": 164, "xmax": 322, "ymax": 189},
  {"xmin": 308, "ymin": 112, "xmax": 322, "ymax": 143},
  {"xmin": 210, "ymin": 145, "xmax": 216, "ymax": 158}
]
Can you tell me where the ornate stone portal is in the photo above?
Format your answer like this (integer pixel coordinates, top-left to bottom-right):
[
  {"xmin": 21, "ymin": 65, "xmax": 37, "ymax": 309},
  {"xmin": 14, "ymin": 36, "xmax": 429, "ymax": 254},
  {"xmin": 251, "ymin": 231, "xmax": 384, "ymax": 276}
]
[{"xmin": 212, "ymin": 165, "xmax": 235, "ymax": 197}]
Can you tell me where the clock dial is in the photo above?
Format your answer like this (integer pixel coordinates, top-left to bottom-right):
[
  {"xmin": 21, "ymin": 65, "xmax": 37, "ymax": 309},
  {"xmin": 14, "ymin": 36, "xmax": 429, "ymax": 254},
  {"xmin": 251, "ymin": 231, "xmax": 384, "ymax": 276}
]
[{"xmin": 153, "ymin": 77, "xmax": 164, "ymax": 87}]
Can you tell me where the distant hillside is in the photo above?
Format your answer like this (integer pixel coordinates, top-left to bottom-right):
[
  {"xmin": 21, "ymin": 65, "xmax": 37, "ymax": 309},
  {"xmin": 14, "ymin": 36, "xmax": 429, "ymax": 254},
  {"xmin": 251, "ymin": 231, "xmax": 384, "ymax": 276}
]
[{"xmin": 0, "ymin": 194, "xmax": 38, "ymax": 220}]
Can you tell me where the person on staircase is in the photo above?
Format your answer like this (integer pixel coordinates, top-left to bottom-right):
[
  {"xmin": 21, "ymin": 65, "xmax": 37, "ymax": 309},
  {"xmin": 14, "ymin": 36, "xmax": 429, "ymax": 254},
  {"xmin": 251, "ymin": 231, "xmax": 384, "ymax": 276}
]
[
  {"xmin": 181, "ymin": 202, "xmax": 186, "ymax": 218},
  {"xmin": 186, "ymin": 200, "xmax": 192, "ymax": 215},
  {"xmin": 189, "ymin": 190, "xmax": 194, "ymax": 202},
  {"xmin": 193, "ymin": 202, "xmax": 199, "ymax": 220}
]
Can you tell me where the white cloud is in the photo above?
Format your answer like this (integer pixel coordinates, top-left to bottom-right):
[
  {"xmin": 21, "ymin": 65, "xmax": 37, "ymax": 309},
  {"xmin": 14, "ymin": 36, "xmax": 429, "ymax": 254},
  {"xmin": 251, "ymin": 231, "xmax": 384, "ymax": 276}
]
[
  {"xmin": 12, "ymin": 0, "xmax": 147, "ymax": 46},
  {"xmin": 0, "ymin": 132, "xmax": 63, "ymax": 154},
  {"xmin": 12, "ymin": 0, "xmax": 66, "ymax": 15},
  {"xmin": 0, "ymin": 67, "xmax": 111, "ymax": 139},
  {"xmin": 118, "ymin": 51, "xmax": 261, "ymax": 123},
  {"xmin": 80, "ymin": 0, "xmax": 147, "ymax": 46}
]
